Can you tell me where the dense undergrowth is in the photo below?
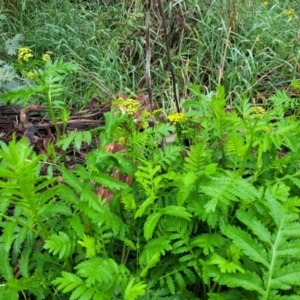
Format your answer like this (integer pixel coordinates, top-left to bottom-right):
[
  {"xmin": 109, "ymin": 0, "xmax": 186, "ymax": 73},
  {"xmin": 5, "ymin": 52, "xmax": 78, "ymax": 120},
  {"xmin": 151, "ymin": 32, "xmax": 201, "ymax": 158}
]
[
  {"xmin": 1, "ymin": 0, "xmax": 300, "ymax": 299},
  {"xmin": 1, "ymin": 0, "xmax": 300, "ymax": 106},
  {"xmin": 1, "ymin": 83, "xmax": 300, "ymax": 299}
]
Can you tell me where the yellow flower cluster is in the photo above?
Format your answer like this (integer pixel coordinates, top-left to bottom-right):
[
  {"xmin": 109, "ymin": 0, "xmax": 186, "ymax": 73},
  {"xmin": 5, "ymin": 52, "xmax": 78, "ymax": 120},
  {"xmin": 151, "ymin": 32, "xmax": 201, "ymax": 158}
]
[
  {"xmin": 196, "ymin": 135, "xmax": 204, "ymax": 142},
  {"xmin": 118, "ymin": 136, "xmax": 126, "ymax": 145},
  {"xmin": 168, "ymin": 112, "xmax": 186, "ymax": 125},
  {"xmin": 285, "ymin": 8, "xmax": 295, "ymax": 16},
  {"xmin": 263, "ymin": 1, "xmax": 268, "ymax": 6},
  {"xmin": 141, "ymin": 110, "xmax": 151, "ymax": 129},
  {"xmin": 252, "ymin": 106, "xmax": 266, "ymax": 119},
  {"xmin": 18, "ymin": 47, "xmax": 33, "ymax": 62},
  {"xmin": 112, "ymin": 98, "xmax": 140, "ymax": 115},
  {"xmin": 26, "ymin": 71, "xmax": 36, "ymax": 80},
  {"xmin": 262, "ymin": 126, "xmax": 269, "ymax": 133},
  {"xmin": 42, "ymin": 53, "xmax": 51, "ymax": 62}
]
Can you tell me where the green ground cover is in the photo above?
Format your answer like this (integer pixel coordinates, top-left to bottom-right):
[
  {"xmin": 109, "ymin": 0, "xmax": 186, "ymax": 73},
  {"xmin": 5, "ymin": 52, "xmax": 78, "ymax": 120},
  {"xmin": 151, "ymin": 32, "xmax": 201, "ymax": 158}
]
[{"xmin": 1, "ymin": 1, "xmax": 300, "ymax": 299}]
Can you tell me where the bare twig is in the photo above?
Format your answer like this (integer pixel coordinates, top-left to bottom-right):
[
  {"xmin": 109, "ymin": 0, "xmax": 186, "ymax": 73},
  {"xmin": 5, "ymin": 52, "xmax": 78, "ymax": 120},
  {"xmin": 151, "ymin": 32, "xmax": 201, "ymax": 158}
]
[
  {"xmin": 218, "ymin": 27, "xmax": 231, "ymax": 85},
  {"xmin": 145, "ymin": 0, "xmax": 153, "ymax": 112},
  {"xmin": 157, "ymin": 0, "xmax": 180, "ymax": 113}
]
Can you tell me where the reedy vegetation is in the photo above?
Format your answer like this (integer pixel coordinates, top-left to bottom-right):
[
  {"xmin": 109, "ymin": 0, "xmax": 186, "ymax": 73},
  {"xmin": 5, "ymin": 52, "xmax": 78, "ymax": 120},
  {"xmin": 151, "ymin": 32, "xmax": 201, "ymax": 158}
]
[
  {"xmin": 1, "ymin": 0, "xmax": 300, "ymax": 299},
  {"xmin": 1, "ymin": 0, "xmax": 300, "ymax": 106}
]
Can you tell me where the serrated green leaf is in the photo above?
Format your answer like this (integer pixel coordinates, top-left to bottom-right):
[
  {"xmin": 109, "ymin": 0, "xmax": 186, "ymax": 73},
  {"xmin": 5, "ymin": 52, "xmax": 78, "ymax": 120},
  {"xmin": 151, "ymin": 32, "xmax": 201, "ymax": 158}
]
[
  {"xmin": 174, "ymin": 271, "xmax": 186, "ymax": 289},
  {"xmin": 90, "ymin": 172, "xmax": 128, "ymax": 190},
  {"xmin": 176, "ymin": 171, "xmax": 197, "ymax": 206},
  {"xmin": 209, "ymin": 253, "xmax": 244, "ymax": 273},
  {"xmin": 78, "ymin": 235, "xmax": 96, "ymax": 258},
  {"xmin": 74, "ymin": 133, "xmax": 83, "ymax": 151},
  {"xmin": 19, "ymin": 247, "xmax": 32, "ymax": 278},
  {"xmin": 70, "ymin": 285, "xmax": 87, "ymax": 300},
  {"xmin": 83, "ymin": 131, "xmax": 92, "ymax": 145},
  {"xmin": 222, "ymin": 225, "xmax": 269, "ymax": 268},
  {"xmin": 53, "ymin": 271, "xmax": 83, "ymax": 293},
  {"xmin": 135, "ymin": 195, "xmax": 156, "ymax": 219},
  {"xmin": 0, "ymin": 247, "xmax": 14, "ymax": 280},
  {"xmin": 78, "ymin": 288, "xmax": 94, "ymax": 300},
  {"xmin": 236, "ymin": 210, "xmax": 272, "ymax": 245},
  {"xmin": 69, "ymin": 215, "xmax": 84, "ymax": 238},
  {"xmin": 60, "ymin": 167, "xmax": 83, "ymax": 192},
  {"xmin": 124, "ymin": 279, "xmax": 147, "ymax": 300},
  {"xmin": 44, "ymin": 232, "xmax": 74, "ymax": 259},
  {"xmin": 166, "ymin": 275, "xmax": 175, "ymax": 294},
  {"xmin": 217, "ymin": 271, "xmax": 264, "ymax": 295},
  {"xmin": 272, "ymin": 262, "xmax": 300, "ymax": 289},
  {"xmin": 3, "ymin": 222, "xmax": 16, "ymax": 251},
  {"xmin": 179, "ymin": 254, "xmax": 193, "ymax": 262},
  {"xmin": 123, "ymin": 238, "xmax": 136, "ymax": 250},
  {"xmin": 140, "ymin": 253, "xmax": 161, "ymax": 277},
  {"xmin": 144, "ymin": 212, "xmax": 162, "ymax": 240},
  {"xmin": 225, "ymin": 134, "xmax": 246, "ymax": 158},
  {"xmin": 58, "ymin": 133, "xmax": 75, "ymax": 150},
  {"xmin": 192, "ymin": 234, "xmax": 223, "ymax": 255},
  {"xmin": 162, "ymin": 205, "xmax": 192, "ymax": 220},
  {"xmin": 183, "ymin": 268, "xmax": 196, "ymax": 283},
  {"xmin": 75, "ymin": 257, "xmax": 118, "ymax": 287}
]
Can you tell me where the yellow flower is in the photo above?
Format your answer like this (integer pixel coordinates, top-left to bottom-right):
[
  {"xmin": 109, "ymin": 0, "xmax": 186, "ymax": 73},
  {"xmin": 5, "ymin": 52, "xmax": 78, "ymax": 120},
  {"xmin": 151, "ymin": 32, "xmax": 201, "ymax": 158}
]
[
  {"xmin": 118, "ymin": 137, "xmax": 126, "ymax": 145},
  {"xmin": 141, "ymin": 110, "xmax": 151, "ymax": 129},
  {"xmin": 18, "ymin": 47, "xmax": 33, "ymax": 62},
  {"xmin": 285, "ymin": 8, "xmax": 295, "ymax": 16},
  {"xmin": 112, "ymin": 98, "xmax": 140, "ymax": 115},
  {"xmin": 168, "ymin": 112, "xmax": 186, "ymax": 125},
  {"xmin": 252, "ymin": 106, "xmax": 266, "ymax": 119},
  {"xmin": 26, "ymin": 71, "xmax": 36, "ymax": 80},
  {"xmin": 42, "ymin": 53, "xmax": 51, "ymax": 62},
  {"xmin": 263, "ymin": 1, "xmax": 268, "ymax": 6}
]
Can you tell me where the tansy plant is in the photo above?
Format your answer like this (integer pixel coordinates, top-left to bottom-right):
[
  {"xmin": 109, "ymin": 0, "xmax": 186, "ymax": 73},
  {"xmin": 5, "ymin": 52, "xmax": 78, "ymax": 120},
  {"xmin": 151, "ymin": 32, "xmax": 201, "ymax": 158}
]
[
  {"xmin": 182, "ymin": 84, "xmax": 300, "ymax": 180},
  {"xmin": 0, "ymin": 47, "xmax": 78, "ymax": 165},
  {"xmin": 112, "ymin": 98, "xmax": 151, "ymax": 129},
  {"xmin": 2, "ymin": 84, "xmax": 300, "ymax": 299},
  {"xmin": 112, "ymin": 98, "xmax": 140, "ymax": 116},
  {"xmin": 167, "ymin": 110, "xmax": 204, "ymax": 146}
]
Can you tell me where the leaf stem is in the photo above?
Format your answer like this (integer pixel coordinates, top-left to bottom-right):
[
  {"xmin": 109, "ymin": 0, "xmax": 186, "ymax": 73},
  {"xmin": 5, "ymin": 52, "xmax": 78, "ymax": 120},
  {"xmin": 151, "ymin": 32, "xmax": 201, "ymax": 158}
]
[{"xmin": 45, "ymin": 85, "xmax": 68, "ymax": 167}]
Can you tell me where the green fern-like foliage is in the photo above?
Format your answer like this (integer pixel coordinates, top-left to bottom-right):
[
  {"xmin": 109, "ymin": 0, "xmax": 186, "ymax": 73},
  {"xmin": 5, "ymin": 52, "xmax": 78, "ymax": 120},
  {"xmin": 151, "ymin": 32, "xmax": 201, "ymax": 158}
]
[
  {"xmin": 0, "ymin": 137, "xmax": 58, "ymax": 218},
  {"xmin": 0, "ymin": 137, "xmax": 63, "ymax": 298},
  {"xmin": 44, "ymin": 231, "xmax": 76, "ymax": 260},
  {"xmin": 187, "ymin": 170, "xmax": 259, "ymax": 228},
  {"xmin": 57, "ymin": 130, "xmax": 92, "ymax": 151},
  {"xmin": 200, "ymin": 170, "xmax": 259, "ymax": 213},
  {"xmin": 139, "ymin": 217, "xmax": 201, "ymax": 298},
  {"xmin": 124, "ymin": 279, "xmax": 147, "ymax": 300},
  {"xmin": 208, "ymin": 189, "xmax": 300, "ymax": 299},
  {"xmin": 225, "ymin": 133, "xmax": 247, "ymax": 160},
  {"xmin": 0, "ymin": 137, "xmax": 59, "ymax": 239},
  {"xmin": 269, "ymin": 90, "xmax": 299, "ymax": 119},
  {"xmin": 53, "ymin": 257, "xmax": 146, "ymax": 300},
  {"xmin": 184, "ymin": 142, "xmax": 213, "ymax": 173}
]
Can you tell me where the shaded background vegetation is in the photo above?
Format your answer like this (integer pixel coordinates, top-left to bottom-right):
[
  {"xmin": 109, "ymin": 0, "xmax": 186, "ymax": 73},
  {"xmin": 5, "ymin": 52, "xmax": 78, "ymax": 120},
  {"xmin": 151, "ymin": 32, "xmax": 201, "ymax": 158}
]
[{"xmin": 1, "ymin": 0, "xmax": 300, "ymax": 109}]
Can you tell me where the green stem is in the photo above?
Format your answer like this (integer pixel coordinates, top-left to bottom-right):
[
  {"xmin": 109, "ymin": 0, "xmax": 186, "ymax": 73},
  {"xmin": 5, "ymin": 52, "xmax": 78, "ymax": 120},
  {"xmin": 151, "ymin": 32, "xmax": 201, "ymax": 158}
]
[
  {"xmin": 0, "ymin": 213, "xmax": 39, "ymax": 235},
  {"xmin": 121, "ymin": 243, "xmax": 126, "ymax": 265},
  {"xmin": 46, "ymin": 86, "xmax": 61, "ymax": 140},
  {"xmin": 239, "ymin": 119, "xmax": 258, "ymax": 175},
  {"xmin": 45, "ymin": 86, "xmax": 68, "ymax": 167}
]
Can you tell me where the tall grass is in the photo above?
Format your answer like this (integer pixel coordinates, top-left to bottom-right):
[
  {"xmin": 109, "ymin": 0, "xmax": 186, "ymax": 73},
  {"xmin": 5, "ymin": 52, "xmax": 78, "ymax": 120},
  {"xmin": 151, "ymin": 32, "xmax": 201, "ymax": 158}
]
[{"xmin": 1, "ymin": 0, "xmax": 300, "ymax": 108}]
